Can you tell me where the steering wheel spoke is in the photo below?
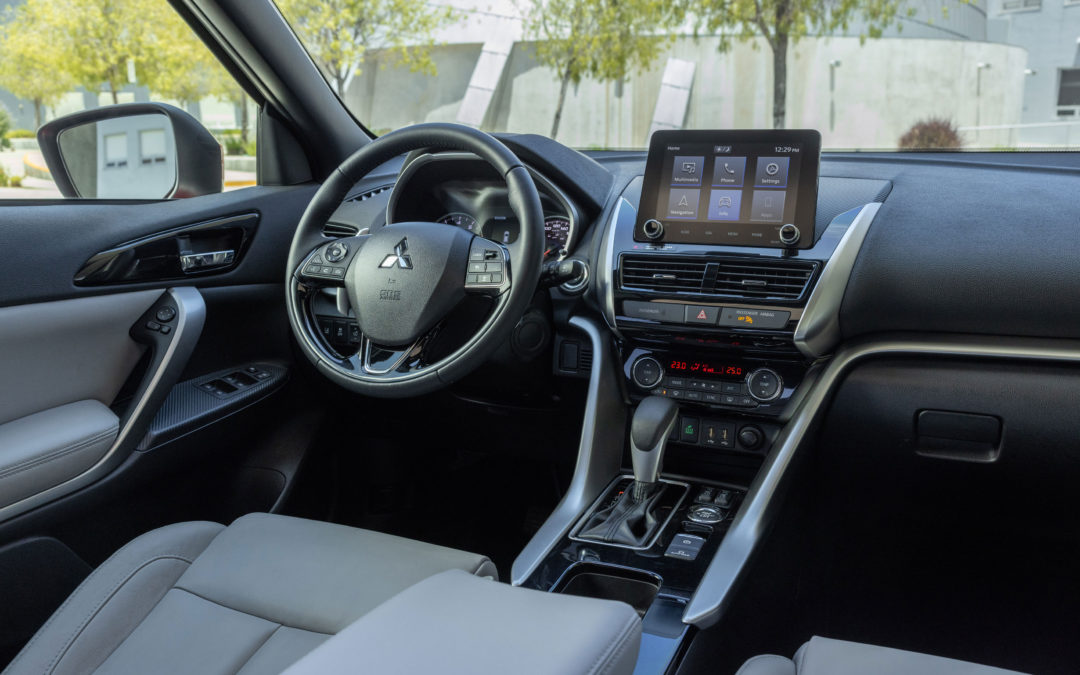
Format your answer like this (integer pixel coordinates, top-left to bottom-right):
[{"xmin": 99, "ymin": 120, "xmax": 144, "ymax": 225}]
[
  {"xmin": 464, "ymin": 237, "xmax": 512, "ymax": 297},
  {"xmin": 296, "ymin": 234, "xmax": 369, "ymax": 287}
]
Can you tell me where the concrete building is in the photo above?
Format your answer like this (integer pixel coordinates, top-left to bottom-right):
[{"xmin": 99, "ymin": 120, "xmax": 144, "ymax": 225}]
[{"xmin": 985, "ymin": 0, "xmax": 1080, "ymax": 145}]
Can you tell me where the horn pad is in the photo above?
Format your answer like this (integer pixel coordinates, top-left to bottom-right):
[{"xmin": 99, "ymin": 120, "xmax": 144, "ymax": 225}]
[{"xmin": 347, "ymin": 223, "xmax": 473, "ymax": 346}]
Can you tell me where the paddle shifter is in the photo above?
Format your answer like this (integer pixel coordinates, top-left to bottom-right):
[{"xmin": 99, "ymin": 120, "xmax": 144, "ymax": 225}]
[{"xmin": 577, "ymin": 396, "xmax": 680, "ymax": 547}]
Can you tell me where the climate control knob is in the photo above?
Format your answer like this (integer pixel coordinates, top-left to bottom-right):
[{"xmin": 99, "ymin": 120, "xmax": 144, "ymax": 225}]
[
  {"xmin": 746, "ymin": 368, "xmax": 783, "ymax": 402},
  {"xmin": 631, "ymin": 356, "xmax": 663, "ymax": 389}
]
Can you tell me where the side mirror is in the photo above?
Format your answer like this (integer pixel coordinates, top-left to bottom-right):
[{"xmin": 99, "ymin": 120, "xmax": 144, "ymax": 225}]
[{"xmin": 37, "ymin": 102, "xmax": 224, "ymax": 199}]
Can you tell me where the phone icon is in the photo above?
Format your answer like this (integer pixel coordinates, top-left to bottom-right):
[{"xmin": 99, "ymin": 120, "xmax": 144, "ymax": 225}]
[{"xmin": 723, "ymin": 163, "xmax": 736, "ymax": 175}]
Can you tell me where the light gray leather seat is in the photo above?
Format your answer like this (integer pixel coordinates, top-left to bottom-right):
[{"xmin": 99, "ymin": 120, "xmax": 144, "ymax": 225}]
[
  {"xmin": 737, "ymin": 636, "xmax": 1029, "ymax": 675},
  {"xmin": 2, "ymin": 513, "xmax": 499, "ymax": 675}
]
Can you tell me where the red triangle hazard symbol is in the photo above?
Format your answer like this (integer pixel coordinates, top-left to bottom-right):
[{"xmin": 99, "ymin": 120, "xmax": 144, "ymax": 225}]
[{"xmin": 696, "ymin": 310, "xmax": 707, "ymax": 320}]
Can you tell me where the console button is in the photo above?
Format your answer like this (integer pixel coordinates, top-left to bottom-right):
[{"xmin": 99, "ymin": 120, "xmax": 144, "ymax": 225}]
[
  {"xmin": 704, "ymin": 393, "xmax": 722, "ymax": 404},
  {"xmin": 623, "ymin": 301, "xmax": 685, "ymax": 323},
  {"xmin": 631, "ymin": 357, "xmax": 663, "ymax": 389},
  {"xmin": 718, "ymin": 308, "xmax": 791, "ymax": 329},
  {"xmin": 665, "ymin": 377, "xmax": 687, "ymax": 388},
  {"xmin": 695, "ymin": 487, "xmax": 717, "ymax": 503},
  {"xmin": 672, "ymin": 533, "xmax": 706, "ymax": 551},
  {"xmin": 714, "ymin": 489, "xmax": 736, "ymax": 508},
  {"xmin": 687, "ymin": 504, "xmax": 724, "ymax": 524},
  {"xmin": 680, "ymin": 417, "xmax": 700, "ymax": 444},
  {"xmin": 664, "ymin": 544, "xmax": 699, "ymax": 561},
  {"xmin": 667, "ymin": 389, "xmax": 685, "ymax": 399},
  {"xmin": 685, "ymin": 391, "xmax": 702, "ymax": 402},
  {"xmin": 685, "ymin": 305, "xmax": 719, "ymax": 325},
  {"xmin": 734, "ymin": 396, "xmax": 758, "ymax": 408}
]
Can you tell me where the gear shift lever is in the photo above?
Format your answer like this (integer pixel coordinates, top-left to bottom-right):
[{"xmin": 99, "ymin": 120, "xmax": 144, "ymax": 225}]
[
  {"xmin": 629, "ymin": 396, "xmax": 679, "ymax": 500},
  {"xmin": 576, "ymin": 396, "xmax": 680, "ymax": 547}
]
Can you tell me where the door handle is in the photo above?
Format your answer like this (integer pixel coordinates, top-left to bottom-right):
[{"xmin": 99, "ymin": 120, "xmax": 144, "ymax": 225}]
[{"xmin": 179, "ymin": 249, "xmax": 235, "ymax": 272}]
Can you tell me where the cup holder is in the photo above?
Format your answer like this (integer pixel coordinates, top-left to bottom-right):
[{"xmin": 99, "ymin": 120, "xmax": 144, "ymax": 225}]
[{"xmin": 552, "ymin": 564, "xmax": 661, "ymax": 617}]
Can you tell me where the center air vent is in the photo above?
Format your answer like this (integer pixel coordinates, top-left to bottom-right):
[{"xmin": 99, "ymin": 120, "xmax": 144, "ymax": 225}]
[
  {"xmin": 620, "ymin": 255, "xmax": 816, "ymax": 302},
  {"xmin": 713, "ymin": 260, "xmax": 815, "ymax": 301},
  {"xmin": 620, "ymin": 258, "xmax": 709, "ymax": 293}
]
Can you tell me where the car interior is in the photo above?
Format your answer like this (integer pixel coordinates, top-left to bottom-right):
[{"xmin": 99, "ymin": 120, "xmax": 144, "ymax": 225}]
[{"xmin": 1, "ymin": 1, "xmax": 1079, "ymax": 674}]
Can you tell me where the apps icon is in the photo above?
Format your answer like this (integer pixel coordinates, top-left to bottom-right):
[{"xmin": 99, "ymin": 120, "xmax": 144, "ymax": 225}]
[
  {"xmin": 754, "ymin": 156, "xmax": 789, "ymax": 187},
  {"xmin": 672, "ymin": 156, "xmax": 704, "ymax": 186},
  {"xmin": 749, "ymin": 190, "xmax": 786, "ymax": 222},
  {"xmin": 712, "ymin": 157, "xmax": 746, "ymax": 187},
  {"xmin": 666, "ymin": 188, "xmax": 700, "ymax": 219},
  {"xmin": 707, "ymin": 189, "xmax": 742, "ymax": 221}
]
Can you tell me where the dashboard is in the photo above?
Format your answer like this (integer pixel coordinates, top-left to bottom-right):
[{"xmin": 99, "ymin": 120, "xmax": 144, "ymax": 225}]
[{"xmin": 385, "ymin": 153, "xmax": 582, "ymax": 260}]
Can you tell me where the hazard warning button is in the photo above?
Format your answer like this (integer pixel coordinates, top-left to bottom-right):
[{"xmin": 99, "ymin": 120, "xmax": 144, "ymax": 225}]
[{"xmin": 684, "ymin": 305, "xmax": 719, "ymax": 325}]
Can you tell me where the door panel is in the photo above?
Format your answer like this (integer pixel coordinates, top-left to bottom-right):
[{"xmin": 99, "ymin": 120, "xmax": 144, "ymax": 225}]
[
  {"xmin": 0, "ymin": 184, "xmax": 318, "ymax": 527},
  {"xmin": 0, "ymin": 290, "xmax": 158, "ymax": 426}
]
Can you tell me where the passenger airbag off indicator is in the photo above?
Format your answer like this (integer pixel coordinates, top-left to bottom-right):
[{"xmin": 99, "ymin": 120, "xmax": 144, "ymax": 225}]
[{"xmin": 718, "ymin": 308, "xmax": 790, "ymax": 329}]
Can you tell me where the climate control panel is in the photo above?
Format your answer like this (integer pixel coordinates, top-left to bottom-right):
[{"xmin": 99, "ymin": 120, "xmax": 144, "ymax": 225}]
[{"xmin": 624, "ymin": 349, "xmax": 804, "ymax": 417}]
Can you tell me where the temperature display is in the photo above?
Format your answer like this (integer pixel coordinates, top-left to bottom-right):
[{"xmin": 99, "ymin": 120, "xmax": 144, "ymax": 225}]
[{"xmin": 667, "ymin": 360, "xmax": 744, "ymax": 378}]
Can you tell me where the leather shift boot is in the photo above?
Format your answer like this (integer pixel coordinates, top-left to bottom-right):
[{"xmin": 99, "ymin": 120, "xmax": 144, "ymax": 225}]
[{"xmin": 577, "ymin": 483, "xmax": 666, "ymax": 547}]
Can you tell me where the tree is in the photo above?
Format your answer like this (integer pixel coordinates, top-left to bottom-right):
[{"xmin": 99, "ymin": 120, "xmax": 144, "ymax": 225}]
[
  {"xmin": 0, "ymin": 1, "xmax": 76, "ymax": 128},
  {"xmin": 696, "ymin": 0, "xmax": 910, "ymax": 129},
  {"xmin": 522, "ymin": 0, "xmax": 684, "ymax": 139},
  {"xmin": 276, "ymin": 0, "xmax": 457, "ymax": 98}
]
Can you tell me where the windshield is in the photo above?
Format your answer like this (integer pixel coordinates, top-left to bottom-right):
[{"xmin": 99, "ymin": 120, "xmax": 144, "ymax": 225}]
[{"xmin": 275, "ymin": 0, "xmax": 1080, "ymax": 151}]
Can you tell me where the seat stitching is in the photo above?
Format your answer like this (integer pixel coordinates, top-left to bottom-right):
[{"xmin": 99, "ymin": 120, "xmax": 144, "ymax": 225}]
[
  {"xmin": 2, "ymin": 535, "xmax": 167, "ymax": 675},
  {"xmin": 585, "ymin": 612, "xmax": 640, "ymax": 675},
  {"xmin": 170, "ymin": 587, "xmax": 332, "ymax": 635},
  {"xmin": 0, "ymin": 429, "xmax": 116, "ymax": 480},
  {"xmin": 225, "ymin": 624, "xmax": 282, "ymax": 675},
  {"xmin": 43, "ymin": 554, "xmax": 196, "ymax": 675}
]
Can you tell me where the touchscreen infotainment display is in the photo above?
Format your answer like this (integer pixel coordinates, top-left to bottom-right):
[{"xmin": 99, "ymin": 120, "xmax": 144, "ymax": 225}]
[{"xmin": 635, "ymin": 130, "xmax": 821, "ymax": 249}]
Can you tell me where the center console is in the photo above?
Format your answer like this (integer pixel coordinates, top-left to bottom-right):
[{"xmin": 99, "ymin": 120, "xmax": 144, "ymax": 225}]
[{"xmin": 514, "ymin": 129, "xmax": 887, "ymax": 674}]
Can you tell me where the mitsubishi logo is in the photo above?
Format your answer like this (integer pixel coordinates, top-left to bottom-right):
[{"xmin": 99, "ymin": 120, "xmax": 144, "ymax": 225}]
[{"xmin": 379, "ymin": 238, "xmax": 413, "ymax": 269}]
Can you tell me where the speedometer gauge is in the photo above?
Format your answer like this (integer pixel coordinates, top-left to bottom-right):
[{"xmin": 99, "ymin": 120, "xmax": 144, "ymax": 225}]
[
  {"xmin": 436, "ymin": 212, "xmax": 478, "ymax": 233},
  {"xmin": 544, "ymin": 216, "xmax": 571, "ymax": 248}
]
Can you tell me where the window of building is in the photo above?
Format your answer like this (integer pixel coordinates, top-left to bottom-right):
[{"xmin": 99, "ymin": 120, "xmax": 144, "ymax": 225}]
[
  {"xmin": 1058, "ymin": 68, "xmax": 1080, "ymax": 108},
  {"xmin": 1001, "ymin": 0, "xmax": 1041, "ymax": 11}
]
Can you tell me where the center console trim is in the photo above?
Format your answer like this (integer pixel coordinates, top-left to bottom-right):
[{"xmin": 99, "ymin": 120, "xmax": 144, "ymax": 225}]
[
  {"xmin": 511, "ymin": 314, "xmax": 626, "ymax": 585},
  {"xmin": 793, "ymin": 201, "xmax": 881, "ymax": 358},
  {"xmin": 682, "ymin": 333, "xmax": 1080, "ymax": 628}
]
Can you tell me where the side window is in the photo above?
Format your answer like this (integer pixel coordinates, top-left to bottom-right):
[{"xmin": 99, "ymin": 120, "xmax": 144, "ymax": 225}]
[{"xmin": 0, "ymin": 0, "xmax": 256, "ymax": 200}]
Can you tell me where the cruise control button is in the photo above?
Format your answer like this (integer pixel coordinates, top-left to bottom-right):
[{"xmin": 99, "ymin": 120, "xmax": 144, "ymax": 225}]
[
  {"xmin": 467, "ymin": 274, "xmax": 480, "ymax": 284},
  {"xmin": 469, "ymin": 249, "xmax": 485, "ymax": 261},
  {"xmin": 305, "ymin": 265, "xmax": 321, "ymax": 275},
  {"xmin": 485, "ymin": 262, "xmax": 502, "ymax": 273},
  {"xmin": 491, "ymin": 273, "xmax": 502, "ymax": 283},
  {"xmin": 685, "ymin": 305, "xmax": 720, "ymax": 325},
  {"xmin": 477, "ymin": 273, "xmax": 492, "ymax": 283}
]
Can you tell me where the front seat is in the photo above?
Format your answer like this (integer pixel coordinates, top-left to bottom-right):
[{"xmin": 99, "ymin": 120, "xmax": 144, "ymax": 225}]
[
  {"xmin": 737, "ymin": 636, "xmax": 1027, "ymax": 675},
  {"xmin": 2, "ymin": 513, "xmax": 500, "ymax": 675}
]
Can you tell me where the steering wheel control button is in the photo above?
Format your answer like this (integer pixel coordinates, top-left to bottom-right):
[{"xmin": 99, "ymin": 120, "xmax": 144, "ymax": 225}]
[
  {"xmin": 631, "ymin": 356, "xmax": 663, "ymax": 389},
  {"xmin": 155, "ymin": 306, "xmax": 176, "ymax": 322},
  {"xmin": 685, "ymin": 305, "xmax": 720, "ymax": 325},
  {"xmin": 687, "ymin": 504, "xmax": 724, "ymax": 525},
  {"xmin": 747, "ymin": 368, "xmax": 783, "ymax": 402},
  {"xmin": 717, "ymin": 308, "xmax": 790, "ymax": 329},
  {"xmin": 325, "ymin": 242, "xmax": 349, "ymax": 262},
  {"xmin": 465, "ymin": 242, "xmax": 509, "ymax": 292}
]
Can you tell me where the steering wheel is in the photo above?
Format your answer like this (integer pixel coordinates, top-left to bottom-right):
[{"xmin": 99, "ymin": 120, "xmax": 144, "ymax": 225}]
[{"xmin": 285, "ymin": 123, "xmax": 544, "ymax": 398}]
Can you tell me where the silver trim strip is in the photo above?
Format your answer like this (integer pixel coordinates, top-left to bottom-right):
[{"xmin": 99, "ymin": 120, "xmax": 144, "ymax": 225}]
[
  {"xmin": 511, "ymin": 314, "xmax": 626, "ymax": 585},
  {"xmin": 682, "ymin": 334, "xmax": 1080, "ymax": 628},
  {"xmin": 793, "ymin": 202, "xmax": 881, "ymax": 358},
  {"xmin": 599, "ymin": 195, "xmax": 637, "ymax": 337},
  {"xmin": 0, "ymin": 287, "xmax": 205, "ymax": 524}
]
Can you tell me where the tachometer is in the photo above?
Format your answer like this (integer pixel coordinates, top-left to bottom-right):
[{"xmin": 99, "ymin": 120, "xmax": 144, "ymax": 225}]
[
  {"xmin": 544, "ymin": 216, "xmax": 571, "ymax": 251},
  {"xmin": 436, "ymin": 212, "xmax": 478, "ymax": 233}
]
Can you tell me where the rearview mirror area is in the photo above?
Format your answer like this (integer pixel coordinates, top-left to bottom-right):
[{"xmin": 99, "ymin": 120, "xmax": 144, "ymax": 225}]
[{"xmin": 38, "ymin": 103, "xmax": 224, "ymax": 200}]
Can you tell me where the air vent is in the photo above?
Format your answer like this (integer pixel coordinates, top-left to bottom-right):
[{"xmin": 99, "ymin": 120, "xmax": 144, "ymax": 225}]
[
  {"xmin": 620, "ymin": 257, "xmax": 708, "ymax": 293},
  {"xmin": 713, "ymin": 260, "xmax": 815, "ymax": 301},
  {"xmin": 322, "ymin": 222, "xmax": 359, "ymax": 238}
]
